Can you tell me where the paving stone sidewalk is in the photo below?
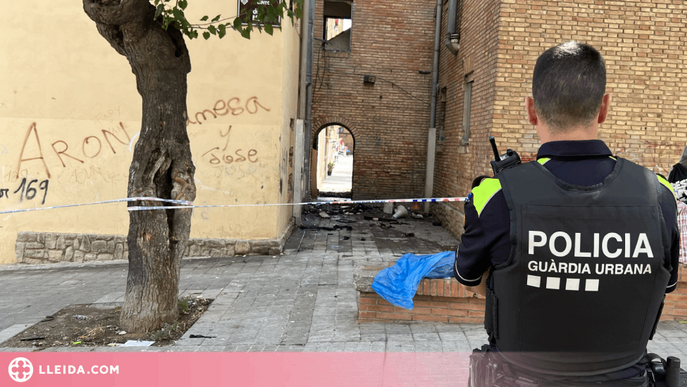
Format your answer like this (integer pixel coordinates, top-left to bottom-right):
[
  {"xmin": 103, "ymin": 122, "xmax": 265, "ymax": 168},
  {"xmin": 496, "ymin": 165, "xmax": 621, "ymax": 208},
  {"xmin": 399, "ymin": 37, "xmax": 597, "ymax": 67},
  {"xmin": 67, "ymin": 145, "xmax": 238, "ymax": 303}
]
[{"xmin": 0, "ymin": 209, "xmax": 686, "ymax": 362}]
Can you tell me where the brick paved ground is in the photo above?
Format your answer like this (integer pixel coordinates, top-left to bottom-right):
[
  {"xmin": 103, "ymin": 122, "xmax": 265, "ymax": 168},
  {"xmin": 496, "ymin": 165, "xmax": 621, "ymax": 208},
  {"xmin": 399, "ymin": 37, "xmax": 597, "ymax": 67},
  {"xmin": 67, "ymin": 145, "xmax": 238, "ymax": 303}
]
[{"xmin": 0, "ymin": 208, "xmax": 685, "ymax": 363}]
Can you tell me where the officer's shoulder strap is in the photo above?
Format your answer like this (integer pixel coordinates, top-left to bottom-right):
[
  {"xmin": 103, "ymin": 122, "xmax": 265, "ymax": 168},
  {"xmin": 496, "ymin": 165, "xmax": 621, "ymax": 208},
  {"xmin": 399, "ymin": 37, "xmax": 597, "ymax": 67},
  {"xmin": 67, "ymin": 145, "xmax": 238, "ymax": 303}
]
[
  {"xmin": 472, "ymin": 178, "xmax": 502, "ymax": 216},
  {"xmin": 656, "ymin": 174, "xmax": 677, "ymax": 202},
  {"xmin": 618, "ymin": 156, "xmax": 676, "ymax": 201}
]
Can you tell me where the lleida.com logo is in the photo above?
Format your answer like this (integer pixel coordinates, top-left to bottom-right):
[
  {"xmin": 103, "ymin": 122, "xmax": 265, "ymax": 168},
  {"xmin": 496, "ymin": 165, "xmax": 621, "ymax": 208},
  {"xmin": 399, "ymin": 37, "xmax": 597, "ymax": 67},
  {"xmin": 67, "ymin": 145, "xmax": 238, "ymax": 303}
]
[
  {"xmin": 8, "ymin": 357, "xmax": 119, "ymax": 382},
  {"xmin": 8, "ymin": 357, "xmax": 33, "ymax": 383}
]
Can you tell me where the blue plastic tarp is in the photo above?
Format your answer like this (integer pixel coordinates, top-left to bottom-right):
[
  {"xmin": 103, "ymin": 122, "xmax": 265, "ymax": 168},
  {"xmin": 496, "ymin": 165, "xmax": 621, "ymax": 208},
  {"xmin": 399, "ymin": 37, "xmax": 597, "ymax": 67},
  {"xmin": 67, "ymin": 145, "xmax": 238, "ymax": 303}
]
[{"xmin": 370, "ymin": 251, "xmax": 455, "ymax": 310}]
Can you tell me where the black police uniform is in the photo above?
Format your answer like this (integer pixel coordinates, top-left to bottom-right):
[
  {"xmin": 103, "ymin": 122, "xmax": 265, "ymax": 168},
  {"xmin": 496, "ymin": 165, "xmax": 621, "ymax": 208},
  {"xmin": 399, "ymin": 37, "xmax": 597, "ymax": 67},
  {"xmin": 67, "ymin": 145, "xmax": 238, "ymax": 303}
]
[{"xmin": 454, "ymin": 140, "xmax": 679, "ymax": 383}]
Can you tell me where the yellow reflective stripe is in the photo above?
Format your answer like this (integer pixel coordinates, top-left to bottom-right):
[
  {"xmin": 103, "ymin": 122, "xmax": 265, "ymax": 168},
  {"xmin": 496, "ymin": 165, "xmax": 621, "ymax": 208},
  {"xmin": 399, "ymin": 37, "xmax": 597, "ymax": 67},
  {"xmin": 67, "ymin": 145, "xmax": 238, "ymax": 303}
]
[
  {"xmin": 609, "ymin": 156, "xmax": 617, "ymax": 161},
  {"xmin": 472, "ymin": 178, "xmax": 502, "ymax": 216},
  {"xmin": 537, "ymin": 158, "xmax": 550, "ymax": 165},
  {"xmin": 657, "ymin": 175, "xmax": 677, "ymax": 202}
]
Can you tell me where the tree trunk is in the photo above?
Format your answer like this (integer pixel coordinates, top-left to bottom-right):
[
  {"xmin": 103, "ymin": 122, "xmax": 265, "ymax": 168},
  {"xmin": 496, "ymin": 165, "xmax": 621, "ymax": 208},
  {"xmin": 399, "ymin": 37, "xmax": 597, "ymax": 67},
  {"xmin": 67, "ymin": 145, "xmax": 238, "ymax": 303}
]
[{"xmin": 83, "ymin": 0, "xmax": 196, "ymax": 332}]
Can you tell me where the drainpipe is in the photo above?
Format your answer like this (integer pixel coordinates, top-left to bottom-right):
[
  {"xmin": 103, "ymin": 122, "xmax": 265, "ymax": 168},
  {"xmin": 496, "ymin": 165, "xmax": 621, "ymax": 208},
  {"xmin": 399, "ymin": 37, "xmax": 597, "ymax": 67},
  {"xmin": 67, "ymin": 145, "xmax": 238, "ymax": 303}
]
[
  {"xmin": 304, "ymin": 0, "xmax": 315, "ymax": 200},
  {"xmin": 294, "ymin": 0, "xmax": 314, "ymax": 225},
  {"xmin": 424, "ymin": 0, "xmax": 442, "ymax": 214},
  {"xmin": 445, "ymin": 0, "xmax": 460, "ymax": 55}
]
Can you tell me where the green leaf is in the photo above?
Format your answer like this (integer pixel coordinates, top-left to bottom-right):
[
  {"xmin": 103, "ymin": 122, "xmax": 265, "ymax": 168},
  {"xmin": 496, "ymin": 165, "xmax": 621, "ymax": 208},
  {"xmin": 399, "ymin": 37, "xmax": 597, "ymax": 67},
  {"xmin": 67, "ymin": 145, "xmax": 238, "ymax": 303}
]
[
  {"xmin": 233, "ymin": 17, "xmax": 243, "ymax": 31},
  {"xmin": 200, "ymin": 15, "xmax": 209, "ymax": 21},
  {"xmin": 172, "ymin": 8, "xmax": 184, "ymax": 21},
  {"xmin": 212, "ymin": 14, "xmax": 221, "ymax": 22},
  {"xmin": 218, "ymin": 24, "xmax": 226, "ymax": 38},
  {"xmin": 241, "ymin": 28, "xmax": 251, "ymax": 39},
  {"xmin": 203, "ymin": 31, "xmax": 211, "ymax": 40},
  {"xmin": 264, "ymin": 23, "xmax": 273, "ymax": 35},
  {"xmin": 208, "ymin": 25, "xmax": 217, "ymax": 35},
  {"xmin": 178, "ymin": 0, "xmax": 187, "ymax": 10}
]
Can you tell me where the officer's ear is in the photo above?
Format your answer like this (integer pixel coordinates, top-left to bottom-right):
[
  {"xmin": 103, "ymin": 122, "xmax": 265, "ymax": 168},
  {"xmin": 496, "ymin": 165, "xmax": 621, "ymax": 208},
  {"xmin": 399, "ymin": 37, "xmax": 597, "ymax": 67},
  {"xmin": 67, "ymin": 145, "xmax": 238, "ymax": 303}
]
[
  {"xmin": 525, "ymin": 97, "xmax": 538, "ymax": 126},
  {"xmin": 597, "ymin": 93, "xmax": 612, "ymax": 124}
]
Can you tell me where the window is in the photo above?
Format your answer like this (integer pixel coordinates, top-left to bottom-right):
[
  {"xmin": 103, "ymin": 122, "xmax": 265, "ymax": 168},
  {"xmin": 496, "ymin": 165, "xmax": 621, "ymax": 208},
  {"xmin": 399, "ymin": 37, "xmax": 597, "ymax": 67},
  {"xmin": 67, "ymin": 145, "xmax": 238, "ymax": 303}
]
[
  {"xmin": 323, "ymin": 0, "xmax": 352, "ymax": 52},
  {"xmin": 461, "ymin": 77, "xmax": 473, "ymax": 145}
]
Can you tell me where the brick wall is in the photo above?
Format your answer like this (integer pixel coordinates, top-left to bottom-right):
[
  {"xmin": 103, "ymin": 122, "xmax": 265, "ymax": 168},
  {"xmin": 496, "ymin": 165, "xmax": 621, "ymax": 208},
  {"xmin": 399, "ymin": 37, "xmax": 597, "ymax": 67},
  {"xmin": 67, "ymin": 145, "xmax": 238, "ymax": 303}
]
[
  {"xmin": 359, "ymin": 278, "xmax": 485, "ymax": 323},
  {"xmin": 311, "ymin": 0, "xmax": 437, "ymax": 199},
  {"xmin": 662, "ymin": 265, "xmax": 687, "ymax": 320},
  {"xmin": 359, "ymin": 265, "xmax": 687, "ymax": 324},
  {"xmin": 431, "ymin": 0, "xmax": 502, "ymax": 237},
  {"xmin": 432, "ymin": 0, "xmax": 687, "ymax": 241}
]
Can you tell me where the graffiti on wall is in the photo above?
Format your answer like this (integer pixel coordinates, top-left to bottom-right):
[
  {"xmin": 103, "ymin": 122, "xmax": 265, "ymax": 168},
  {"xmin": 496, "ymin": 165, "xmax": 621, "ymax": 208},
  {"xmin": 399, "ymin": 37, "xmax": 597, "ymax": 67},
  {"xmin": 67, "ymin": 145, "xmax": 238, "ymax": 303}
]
[
  {"xmin": 0, "ymin": 178, "xmax": 49, "ymax": 204},
  {"xmin": 12, "ymin": 122, "xmax": 131, "ymax": 180},
  {"xmin": 1, "ymin": 96, "xmax": 273, "ymax": 208},
  {"xmin": 187, "ymin": 96, "xmax": 271, "ymax": 126}
]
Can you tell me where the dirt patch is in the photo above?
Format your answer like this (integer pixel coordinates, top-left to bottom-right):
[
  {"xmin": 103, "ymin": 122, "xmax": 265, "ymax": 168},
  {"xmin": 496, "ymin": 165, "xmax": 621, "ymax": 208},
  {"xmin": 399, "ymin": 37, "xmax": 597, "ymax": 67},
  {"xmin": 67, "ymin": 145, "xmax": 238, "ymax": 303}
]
[{"xmin": 2, "ymin": 297, "xmax": 212, "ymax": 349}]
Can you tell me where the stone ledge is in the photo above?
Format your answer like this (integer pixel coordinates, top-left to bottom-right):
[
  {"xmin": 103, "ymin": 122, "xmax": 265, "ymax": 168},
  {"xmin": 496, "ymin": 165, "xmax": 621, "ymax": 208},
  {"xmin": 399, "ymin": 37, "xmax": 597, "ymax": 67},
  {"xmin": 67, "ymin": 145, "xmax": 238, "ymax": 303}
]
[{"xmin": 14, "ymin": 219, "xmax": 294, "ymax": 265}]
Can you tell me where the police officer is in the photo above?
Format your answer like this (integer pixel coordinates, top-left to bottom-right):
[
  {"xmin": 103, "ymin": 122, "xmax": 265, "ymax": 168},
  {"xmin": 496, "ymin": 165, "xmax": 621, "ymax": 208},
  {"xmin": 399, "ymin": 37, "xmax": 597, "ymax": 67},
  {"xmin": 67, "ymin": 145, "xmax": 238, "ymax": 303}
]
[{"xmin": 454, "ymin": 41, "xmax": 679, "ymax": 385}]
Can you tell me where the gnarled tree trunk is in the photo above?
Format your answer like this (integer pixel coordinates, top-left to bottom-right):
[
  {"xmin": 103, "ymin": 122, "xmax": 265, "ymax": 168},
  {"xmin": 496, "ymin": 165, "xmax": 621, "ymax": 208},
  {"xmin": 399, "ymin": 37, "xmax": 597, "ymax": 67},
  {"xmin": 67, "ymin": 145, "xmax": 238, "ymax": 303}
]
[{"xmin": 83, "ymin": 0, "xmax": 196, "ymax": 332}]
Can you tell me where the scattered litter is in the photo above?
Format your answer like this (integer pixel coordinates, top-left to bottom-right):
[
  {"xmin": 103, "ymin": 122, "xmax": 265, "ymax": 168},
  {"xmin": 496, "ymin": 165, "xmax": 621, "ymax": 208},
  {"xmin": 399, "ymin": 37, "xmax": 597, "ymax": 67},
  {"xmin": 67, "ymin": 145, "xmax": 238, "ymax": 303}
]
[
  {"xmin": 189, "ymin": 334, "xmax": 216, "ymax": 339},
  {"xmin": 411, "ymin": 213, "xmax": 423, "ymax": 219},
  {"xmin": 20, "ymin": 336, "xmax": 45, "ymax": 341},
  {"xmin": 361, "ymin": 238, "xmax": 366, "ymax": 241},
  {"xmin": 117, "ymin": 331, "xmax": 127, "ymax": 335},
  {"xmin": 380, "ymin": 224, "xmax": 393, "ymax": 229},
  {"xmin": 410, "ymin": 203, "xmax": 422, "ymax": 211},
  {"xmin": 383, "ymin": 202, "xmax": 394, "ymax": 214},
  {"xmin": 40, "ymin": 316, "xmax": 55, "ymax": 322},
  {"xmin": 319, "ymin": 211, "xmax": 330, "ymax": 218},
  {"xmin": 109, "ymin": 340, "xmax": 155, "ymax": 347},
  {"xmin": 72, "ymin": 341, "xmax": 81, "ymax": 345},
  {"xmin": 74, "ymin": 315, "xmax": 88, "ymax": 321},
  {"xmin": 372, "ymin": 217, "xmax": 379, "ymax": 221},
  {"xmin": 405, "ymin": 233, "xmax": 415, "ymax": 237},
  {"xmin": 343, "ymin": 236, "xmax": 350, "ymax": 240},
  {"xmin": 393, "ymin": 205, "xmax": 408, "ymax": 219},
  {"xmin": 432, "ymin": 221, "xmax": 442, "ymax": 226}
]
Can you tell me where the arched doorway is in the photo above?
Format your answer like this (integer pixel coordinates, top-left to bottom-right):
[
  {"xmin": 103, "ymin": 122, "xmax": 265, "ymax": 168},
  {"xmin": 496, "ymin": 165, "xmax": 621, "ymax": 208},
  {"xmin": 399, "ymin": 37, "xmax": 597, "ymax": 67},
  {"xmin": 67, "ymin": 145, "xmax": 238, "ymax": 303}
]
[{"xmin": 311, "ymin": 124, "xmax": 354, "ymax": 198}]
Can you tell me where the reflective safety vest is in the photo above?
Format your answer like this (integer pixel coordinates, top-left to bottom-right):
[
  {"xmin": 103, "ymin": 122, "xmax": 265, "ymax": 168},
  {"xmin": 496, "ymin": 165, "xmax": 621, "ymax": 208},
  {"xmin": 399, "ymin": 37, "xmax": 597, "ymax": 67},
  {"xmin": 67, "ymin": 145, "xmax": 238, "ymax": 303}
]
[{"xmin": 487, "ymin": 158, "xmax": 672, "ymax": 376}]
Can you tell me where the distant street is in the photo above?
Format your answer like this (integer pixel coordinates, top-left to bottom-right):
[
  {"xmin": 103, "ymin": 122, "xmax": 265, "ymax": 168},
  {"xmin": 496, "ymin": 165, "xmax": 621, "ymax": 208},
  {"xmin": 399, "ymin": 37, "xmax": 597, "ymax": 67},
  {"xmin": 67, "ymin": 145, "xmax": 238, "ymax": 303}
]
[{"xmin": 320, "ymin": 154, "xmax": 353, "ymax": 193}]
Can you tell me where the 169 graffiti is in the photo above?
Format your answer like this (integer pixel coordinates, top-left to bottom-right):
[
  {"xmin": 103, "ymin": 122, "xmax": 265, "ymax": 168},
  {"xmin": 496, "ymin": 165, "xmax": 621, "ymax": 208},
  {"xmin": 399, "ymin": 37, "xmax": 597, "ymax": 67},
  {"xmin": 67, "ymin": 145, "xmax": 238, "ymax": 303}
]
[{"xmin": 0, "ymin": 178, "xmax": 50, "ymax": 205}]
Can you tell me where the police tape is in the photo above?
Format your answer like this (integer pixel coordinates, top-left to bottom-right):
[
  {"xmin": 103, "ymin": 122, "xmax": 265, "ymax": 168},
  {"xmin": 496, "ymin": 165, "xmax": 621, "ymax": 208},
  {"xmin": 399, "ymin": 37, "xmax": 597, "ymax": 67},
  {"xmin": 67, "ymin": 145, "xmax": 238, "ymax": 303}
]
[
  {"xmin": 0, "ymin": 197, "xmax": 193, "ymax": 215},
  {"xmin": 126, "ymin": 197, "xmax": 468, "ymax": 211},
  {"xmin": 0, "ymin": 196, "xmax": 467, "ymax": 215}
]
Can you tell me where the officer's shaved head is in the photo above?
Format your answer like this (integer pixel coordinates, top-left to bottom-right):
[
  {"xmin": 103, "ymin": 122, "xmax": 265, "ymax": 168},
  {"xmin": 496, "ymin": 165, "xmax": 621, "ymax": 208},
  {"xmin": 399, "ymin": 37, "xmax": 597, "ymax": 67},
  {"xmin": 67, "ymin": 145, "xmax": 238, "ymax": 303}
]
[{"xmin": 532, "ymin": 41, "xmax": 606, "ymax": 132}]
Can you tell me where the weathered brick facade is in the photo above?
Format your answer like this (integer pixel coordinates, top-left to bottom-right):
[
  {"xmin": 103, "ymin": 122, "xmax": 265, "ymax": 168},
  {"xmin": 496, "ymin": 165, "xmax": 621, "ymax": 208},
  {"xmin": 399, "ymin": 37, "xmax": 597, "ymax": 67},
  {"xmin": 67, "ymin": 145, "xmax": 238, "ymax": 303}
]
[
  {"xmin": 311, "ymin": 0, "xmax": 437, "ymax": 199},
  {"xmin": 433, "ymin": 0, "xmax": 687, "ymax": 239}
]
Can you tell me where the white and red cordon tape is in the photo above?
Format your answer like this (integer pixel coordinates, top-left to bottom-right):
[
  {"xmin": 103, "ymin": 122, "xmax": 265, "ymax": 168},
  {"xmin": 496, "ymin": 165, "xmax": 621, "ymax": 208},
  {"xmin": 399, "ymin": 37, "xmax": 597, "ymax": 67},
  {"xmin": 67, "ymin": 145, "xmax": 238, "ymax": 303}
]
[{"xmin": 0, "ymin": 196, "xmax": 468, "ymax": 215}]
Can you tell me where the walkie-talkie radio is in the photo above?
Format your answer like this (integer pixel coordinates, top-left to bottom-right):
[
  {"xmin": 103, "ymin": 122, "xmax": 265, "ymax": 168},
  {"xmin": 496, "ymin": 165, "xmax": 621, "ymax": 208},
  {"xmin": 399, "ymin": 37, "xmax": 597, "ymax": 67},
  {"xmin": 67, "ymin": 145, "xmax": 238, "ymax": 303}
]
[{"xmin": 489, "ymin": 136, "xmax": 521, "ymax": 175}]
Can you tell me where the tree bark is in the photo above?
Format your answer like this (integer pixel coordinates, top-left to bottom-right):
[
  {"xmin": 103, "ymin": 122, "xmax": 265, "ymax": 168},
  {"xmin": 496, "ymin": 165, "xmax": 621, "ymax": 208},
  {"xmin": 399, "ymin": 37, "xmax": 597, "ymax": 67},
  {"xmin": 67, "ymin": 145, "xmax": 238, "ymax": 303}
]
[{"xmin": 83, "ymin": 0, "xmax": 196, "ymax": 332}]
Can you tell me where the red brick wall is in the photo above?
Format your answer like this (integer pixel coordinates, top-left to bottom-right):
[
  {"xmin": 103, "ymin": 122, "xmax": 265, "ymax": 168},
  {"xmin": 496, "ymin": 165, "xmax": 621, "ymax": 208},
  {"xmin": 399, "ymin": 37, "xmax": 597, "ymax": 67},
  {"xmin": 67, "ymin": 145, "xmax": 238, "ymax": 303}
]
[
  {"xmin": 432, "ymin": 0, "xmax": 687, "ymax": 240},
  {"xmin": 662, "ymin": 265, "xmax": 687, "ymax": 320},
  {"xmin": 311, "ymin": 0, "xmax": 437, "ymax": 199},
  {"xmin": 359, "ymin": 267, "xmax": 687, "ymax": 324},
  {"xmin": 431, "ymin": 0, "xmax": 502, "ymax": 237},
  {"xmin": 359, "ymin": 278, "xmax": 486, "ymax": 323}
]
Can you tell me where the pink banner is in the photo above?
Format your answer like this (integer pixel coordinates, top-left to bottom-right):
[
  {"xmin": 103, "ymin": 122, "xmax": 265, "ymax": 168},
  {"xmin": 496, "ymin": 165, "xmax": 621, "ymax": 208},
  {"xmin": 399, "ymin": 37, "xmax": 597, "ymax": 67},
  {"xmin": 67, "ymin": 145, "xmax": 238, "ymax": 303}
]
[{"xmin": 2, "ymin": 352, "xmax": 470, "ymax": 387}]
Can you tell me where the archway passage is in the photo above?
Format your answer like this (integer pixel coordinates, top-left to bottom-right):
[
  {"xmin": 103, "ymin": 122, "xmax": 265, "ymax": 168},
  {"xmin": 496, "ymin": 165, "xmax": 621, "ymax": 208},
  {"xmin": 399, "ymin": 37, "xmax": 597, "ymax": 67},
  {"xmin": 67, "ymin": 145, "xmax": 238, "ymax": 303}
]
[{"xmin": 311, "ymin": 125, "xmax": 354, "ymax": 199}]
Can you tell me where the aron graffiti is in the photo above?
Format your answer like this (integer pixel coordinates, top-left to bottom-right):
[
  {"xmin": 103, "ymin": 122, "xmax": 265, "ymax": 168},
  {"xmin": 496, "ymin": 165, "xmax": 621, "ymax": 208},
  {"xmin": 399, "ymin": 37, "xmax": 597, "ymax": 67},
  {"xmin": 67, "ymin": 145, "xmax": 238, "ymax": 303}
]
[{"xmin": 15, "ymin": 122, "xmax": 131, "ymax": 178}]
